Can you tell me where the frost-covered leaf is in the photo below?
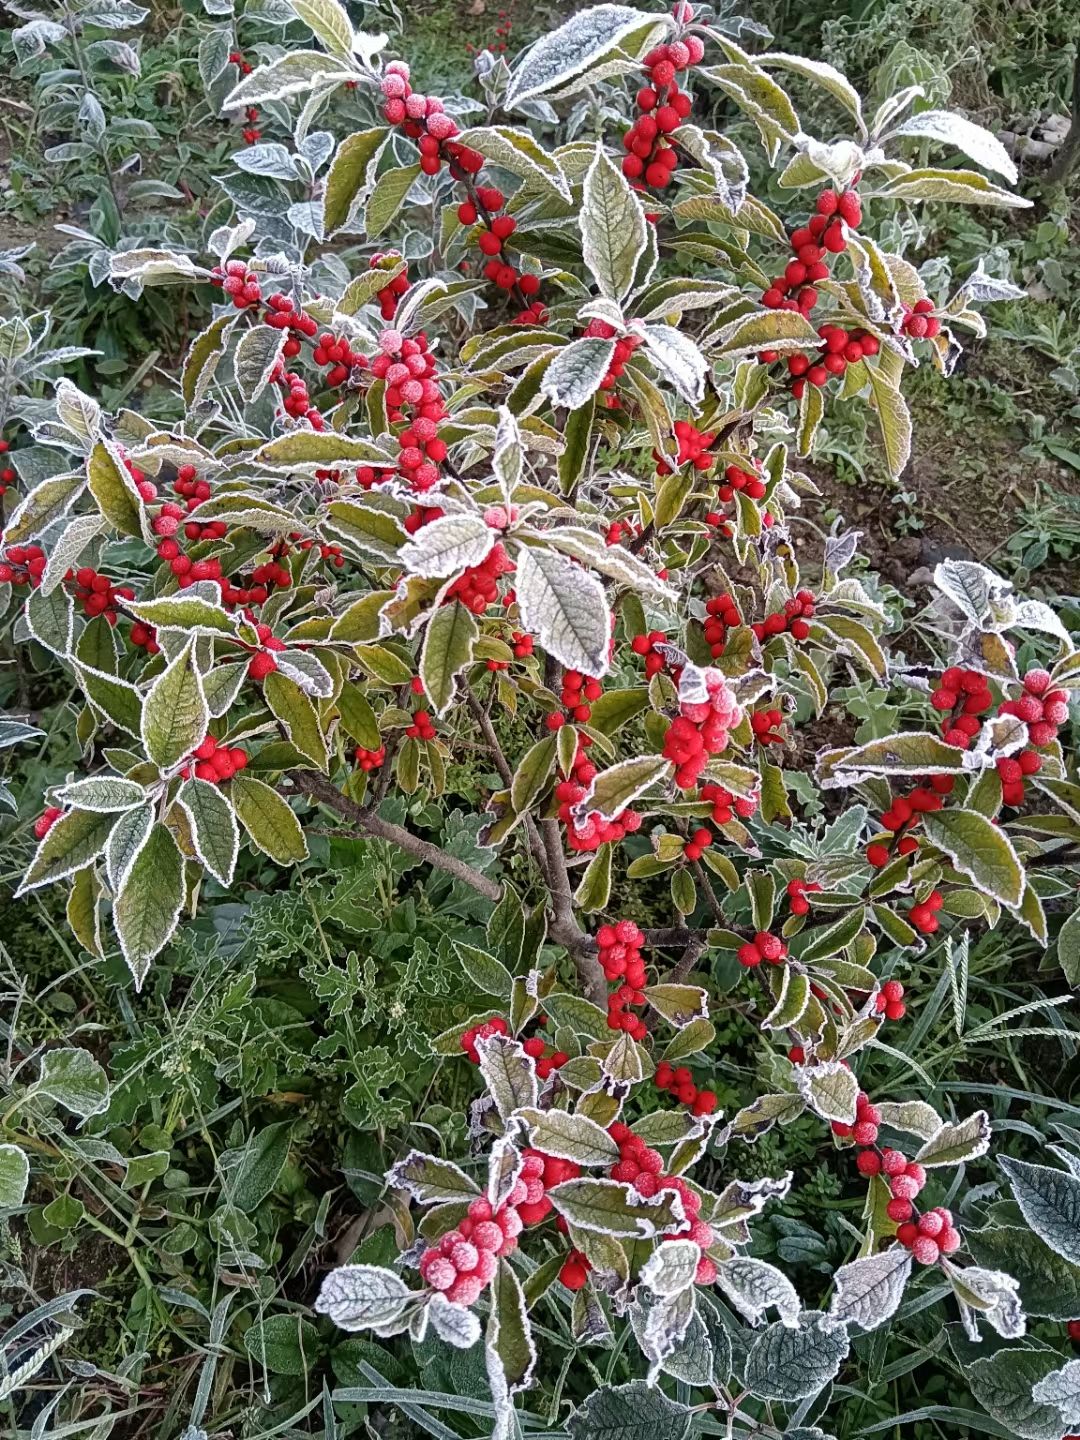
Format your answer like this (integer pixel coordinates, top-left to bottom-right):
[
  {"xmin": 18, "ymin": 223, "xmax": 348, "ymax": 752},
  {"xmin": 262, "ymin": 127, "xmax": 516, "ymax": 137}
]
[
  {"xmin": 386, "ymin": 1150, "xmax": 480, "ymax": 1203},
  {"xmin": 794, "ymin": 1060, "xmax": 858, "ymax": 1124},
  {"xmin": 637, "ymin": 322, "xmax": 708, "ymax": 405},
  {"xmin": 541, "ymin": 336, "xmax": 616, "ymax": 409},
  {"xmin": 113, "ymin": 823, "xmax": 185, "ymax": 988},
  {"xmin": 429, "ymin": 1294, "xmax": 481, "ymax": 1349},
  {"xmin": 548, "ymin": 1176, "xmax": 682, "ymax": 1237},
  {"xmin": 829, "ymin": 1246, "xmax": 912, "ymax": 1330},
  {"xmin": 966, "ymin": 1348, "xmax": 1062, "ymax": 1440},
  {"xmin": 314, "ymin": 1264, "xmax": 412, "ymax": 1331},
  {"xmin": 1000, "ymin": 1157, "xmax": 1080, "ymax": 1266},
  {"xmin": 915, "ymin": 1110, "xmax": 991, "ymax": 1168},
  {"xmin": 577, "ymin": 754, "xmax": 671, "ymax": 821},
  {"xmin": 0, "ymin": 1144, "xmax": 29, "ymax": 1209},
  {"xmin": 744, "ymin": 1311, "xmax": 850, "ymax": 1401},
  {"xmin": 1032, "ymin": 1359, "xmax": 1080, "ymax": 1431},
  {"xmin": 400, "ymin": 513, "xmax": 494, "ymax": 579},
  {"xmin": 883, "ymin": 110, "xmax": 1017, "ymax": 184},
  {"xmin": 580, "ymin": 144, "xmax": 647, "ymax": 302},
  {"xmin": 177, "ymin": 779, "xmax": 239, "ymax": 887},
  {"xmin": 142, "ymin": 637, "xmax": 208, "ymax": 772},
  {"xmin": 36, "ymin": 1047, "xmax": 110, "ymax": 1118},
  {"xmin": 514, "ymin": 543, "xmax": 611, "ymax": 676},
  {"xmin": 716, "ymin": 1256, "xmax": 801, "ymax": 1327},
  {"xmin": 921, "ymin": 809, "xmax": 1023, "ymax": 908},
  {"xmin": 476, "ymin": 1033, "xmax": 538, "ymax": 1121},
  {"xmin": 517, "ymin": 1108, "xmax": 620, "ymax": 1167},
  {"xmin": 507, "ymin": 6, "xmax": 668, "ymax": 108}
]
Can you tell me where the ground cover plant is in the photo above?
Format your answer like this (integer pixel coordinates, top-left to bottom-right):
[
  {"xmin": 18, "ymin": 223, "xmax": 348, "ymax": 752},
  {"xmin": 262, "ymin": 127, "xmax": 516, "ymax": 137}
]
[{"xmin": 1, "ymin": 0, "xmax": 1079, "ymax": 1436}]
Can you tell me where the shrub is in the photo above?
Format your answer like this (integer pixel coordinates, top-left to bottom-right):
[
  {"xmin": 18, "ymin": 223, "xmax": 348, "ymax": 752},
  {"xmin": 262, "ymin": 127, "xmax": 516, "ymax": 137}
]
[{"xmin": 2, "ymin": 1, "xmax": 1079, "ymax": 1434}]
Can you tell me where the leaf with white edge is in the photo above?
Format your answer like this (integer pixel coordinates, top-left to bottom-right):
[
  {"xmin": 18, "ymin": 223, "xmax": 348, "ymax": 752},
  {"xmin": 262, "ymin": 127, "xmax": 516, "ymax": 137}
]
[
  {"xmin": 2, "ymin": 471, "xmax": 85, "ymax": 546},
  {"xmin": 714, "ymin": 308, "xmax": 822, "ymax": 357},
  {"xmin": 537, "ymin": 526, "xmax": 676, "ymax": 604},
  {"xmin": 177, "ymin": 779, "xmax": 240, "ymax": 887},
  {"xmin": 142, "ymin": 637, "xmax": 208, "ymax": 772},
  {"xmin": 323, "ymin": 127, "xmax": 388, "ymax": 233},
  {"xmin": 967, "ymin": 1225, "xmax": 1080, "ymax": 1320},
  {"xmin": 40, "ymin": 514, "xmax": 103, "ymax": 596},
  {"xmin": 25, "ymin": 584, "xmax": 74, "ymax": 658},
  {"xmin": 113, "ymin": 823, "xmax": 185, "ymax": 988},
  {"xmin": 386, "ymin": 1150, "xmax": 480, "ymax": 1203},
  {"xmin": 16, "ymin": 808, "xmax": 116, "ymax": 896},
  {"xmin": 966, "ymin": 1348, "xmax": 1063, "ymax": 1440},
  {"xmin": 548, "ymin": 1176, "xmax": 682, "ymax": 1237},
  {"xmin": 457, "ymin": 125, "xmax": 570, "ymax": 201},
  {"xmin": 580, "ymin": 143, "xmax": 647, "ymax": 302},
  {"xmin": 517, "ymin": 1108, "xmax": 620, "ymax": 1167},
  {"xmin": 915, "ymin": 1110, "xmax": 991, "ymax": 1168},
  {"xmin": 420, "ymin": 600, "xmax": 478, "ymax": 716},
  {"xmin": 285, "ymin": 0, "xmax": 355, "ymax": 57},
  {"xmin": 636, "ymin": 322, "xmax": 708, "ymax": 406},
  {"xmin": 514, "ymin": 543, "xmax": 611, "ymax": 676},
  {"xmin": 53, "ymin": 777, "xmax": 146, "ymax": 813},
  {"xmin": 223, "ymin": 50, "xmax": 357, "ymax": 109},
  {"xmin": 487, "ymin": 1258, "xmax": 535, "ymax": 1394},
  {"xmin": 794, "ymin": 1060, "xmax": 858, "ymax": 1124},
  {"xmin": 87, "ymin": 440, "xmax": 142, "ymax": 537},
  {"xmin": 757, "ymin": 52, "xmax": 864, "ymax": 133},
  {"xmin": 716, "ymin": 1256, "xmax": 801, "ymax": 1328},
  {"xmin": 366, "ymin": 161, "xmax": 422, "ymax": 240},
  {"xmin": 256, "ymin": 432, "xmax": 391, "ymax": 469},
  {"xmin": 399, "ymin": 513, "xmax": 494, "ymax": 580},
  {"xmin": 106, "ymin": 804, "xmax": 153, "ymax": 895},
  {"xmin": 314, "ymin": 1264, "xmax": 411, "ymax": 1331},
  {"xmin": 36, "ymin": 1047, "xmax": 109, "ymax": 1118},
  {"xmin": 429, "ymin": 1294, "xmax": 482, "ymax": 1349},
  {"xmin": 263, "ymin": 672, "xmax": 329, "ymax": 771},
  {"xmin": 870, "ymin": 167, "xmax": 1031, "ymax": 209},
  {"xmin": 577, "ymin": 754, "xmax": 671, "ymax": 822},
  {"xmin": 123, "ymin": 594, "xmax": 237, "ymax": 637},
  {"xmin": 883, "ymin": 110, "xmax": 1017, "ymax": 183},
  {"xmin": 541, "ymin": 336, "xmax": 616, "ymax": 409},
  {"xmin": 876, "ymin": 1099, "xmax": 942, "ymax": 1141},
  {"xmin": 640, "ymin": 1239, "xmax": 701, "ymax": 1297},
  {"xmin": 107, "ymin": 248, "xmax": 202, "ymax": 287},
  {"xmin": 921, "ymin": 809, "xmax": 1023, "ymax": 908},
  {"xmin": 639, "ymin": 1287, "xmax": 697, "ymax": 1383},
  {"xmin": 234, "ymin": 324, "xmax": 287, "ymax": 404},
  {"xmin": 1000, "ymin": 1157, "xmax": 1080, "ymax": 1266},
  {"xmin": 830, "ymin": 730, "xmax": 966, "ymax": 782},
  {"xmin": 0, "ymin": 1144, "xmax": 29, "ymax": 1209},
  {"xmin": 507, "ymin": 6, "xmax": 669, "ymax": 108},
  {"xmin": 933, "ymin": 556, "xmax": 1006, "ymax": 624},
  {"xmin": 743, "ymin": 1311, "xmax": 851, "ymax": 1401},
  {"xmin": 947, "ymin": 1262, "xmax": 1026, "ymax": 1340},
  {"xmin": 866, "ymin": 359, "xmax": 912, "ymax": 477},
  {"xmin": 476, "ymin": 1033, "xmax": 538, "ymax": 1122},
  {"xmin": 231, "ymin": 776, "xmax": 308, "ymax": 864},
  {"xmin": 644, "ymin": 984, "xmax": 709, "ymax": 1029},
  {"xmin": 566, "ymin": 1381, "xmax": 692, "ymax": 1440},
  {"xmin": 1032, "ymin": 1359, "xmax": 1080, "ymax": 1430},
  {"xmin": 829, "ymin": 1246, "xmax": 912, "ymax": 1331}
]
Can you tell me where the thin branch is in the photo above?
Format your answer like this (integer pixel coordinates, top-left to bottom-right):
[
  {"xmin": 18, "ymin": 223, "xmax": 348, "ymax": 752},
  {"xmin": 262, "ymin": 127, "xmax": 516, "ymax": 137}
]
[{"xmin": 290, "ymin": 770, "xmax": 502, "ymax": 902}]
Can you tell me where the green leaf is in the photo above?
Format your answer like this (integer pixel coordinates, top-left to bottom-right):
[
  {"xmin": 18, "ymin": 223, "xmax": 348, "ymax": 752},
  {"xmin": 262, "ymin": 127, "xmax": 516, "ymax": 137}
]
[
  {"xmin": 515, "ymin": 543, "xmax": 611, "ymax": 676},
  {"xmin": 244, "ymin": 1313, "xmax": 322, "ymax": 1376},
  {"xmin": 866, "ymin": 360, "xmax": 912, "ymax": 477},
  {"xmin": 178, "ymin": 779, "xmax": 240, "ymax": 887},
  {"xmin": 580, "ymin": 142, "xmax": 647, "ymax": 302},
  {"xmin": 575, "ymin": 842, "xmax": 613, "ymax": 912},
  {"xmin": 1059, "ymin": 907, "xmax": 1080, "ymax": 986},
  {"xmin": 285, "ymin": 0, "xmax": 355, "ymax": 57},
  {"xmin": 87, "ymin": 440, "xmax": 141, "ymax": 536},
  {"xmin": 113, "ymin": 823, "xmax": 185, "ymax": 988},
  {"xmin": 744, "ymin": 1311, "xmax": 850, "ymax": 1401},
  {"xmin": 967, "ymin": 1225, "xmax": 1080, "ymax": 1321},
  {"xmin": 141, "ymin": 637, "xmax": 208, "ymax": 772},
  {"xmin": 915, "ymin": 1111, "xmax": 991, "ymax": 1168},
  {"xmin": 336, "ymin": 682, "xmax": 382, "ymax": 751},
  {"xmin": 871, "ymin": 167, "xmax": 1032, "ymax": 209},
  {"xmin": 0, "ymin": 1144, "xmax": 29, "ymax": 1209},
  {"xmin": 455, "ymin": 942, "xmax": 514, "ymax": 1002},
  {"xmin": 510, "ymin": 736, "xmax": 557, "ymax": 815},
  {"xmin": 506, "ymin": 5, "xmax": 666, "ymax": 108},
  {"xmin": 518, "ymin": 1108, "xmax": 621, "ymax": 1167},
  {"xmin": 366, "ymin": 161, "xmax": 421, "ymax": 240},
  {"xmin": 323, "ymin": 127, "xmax": 388, "ymax": 233},
  {"xmin": 76, "ymin": 662, "xmax": 142, "ymax": 736},
  {"xmin": 487, "ymin": 1258, "xmax": 536, "ymax": 1394},
  {"xmin": 921, "ymin": 809, "xmax": 1023, "ymax": 908},
  {"xmin": 36, "ymin": 1047, "xmax": 109, "ymax": 1118},
  {"xmin": 541, "ymin": 336, "xmax": 616, "ymax": 409},
  {"xmin": 228, "ymin": 1120, "xmax": 292, "ymax": 1211},
  {"xmin": 233, "ymin": 323, "xmax": 287, "ymax": 404},
  {"xmin": 232, "ymin": 776, "xmax": 309, "ymax": 865},
  {"xmin": 458, "ymin": 125, "xmax": 570, "ymax": 201},
  {"xmin": 420, "ymin": 600, "xmax": 478, "ymax": 716},
  {"xmin": 581, "ymin": 755, "xmax": 671, "ymax": 821},
  {"xmin": 795, "ymin": 1060, "xmax": 858, "ymax": 1123},
  {"xmin": 567, "ymin": 1381, "xmax": 692, "ymax": 1440},
  {"xmin": 264, "ymin": 672, "xmax": 329, "ymax": 771},
  {"xmin": 53, "ymin": 776, "xmax": 146, "ymax": 813},
  {"xmin": 17, "ymin": 808, "xmax": 116, "ymax": 896},
  {"xmin": 1000, "ymin": 1156, "xmax": 1080, "ymax": 1266},
  {"xmin": 966, "ymin": 1348, "xmax": 1063, "ymax": 1440},
  {"xmin": 548, "ymin": 1177, "xmax": 680, "ymax": 1236}
]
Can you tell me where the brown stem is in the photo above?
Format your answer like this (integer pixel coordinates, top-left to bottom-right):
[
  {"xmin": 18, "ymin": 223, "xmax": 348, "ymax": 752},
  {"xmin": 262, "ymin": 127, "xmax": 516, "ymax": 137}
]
[
  {"xmin": 290, "ymin": 770, "xmax": 502, "ymax": 902},
  {"xmin": 539, "ymin": 818, "xmax": 608, "ymax": 1007},
  {"xmin": 670, "ymin": 933, "xmax": 707, "ymax": 984}
]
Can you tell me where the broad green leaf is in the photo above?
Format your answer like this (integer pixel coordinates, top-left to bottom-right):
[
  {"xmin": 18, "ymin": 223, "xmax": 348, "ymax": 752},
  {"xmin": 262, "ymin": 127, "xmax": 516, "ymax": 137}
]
[
  {"xmin": 420, "ymin": 600, "xmax": 478, "ymax": 716},
  {"xmin": 921, "ymin": 809, "xmax": 1023, "ymax": 908},
  {"xmin": 17, "ymin": 808, "xmax": 116, "ymax": 896},
  {"xmin": 366, "ymin": 162, "xmax": 421, "ymax": 240},
  {"xmin": 0, "ymin": 1144, "xmax": 29, "ymax": 1209},
  {"xmin": 323, "ymin": 127, "xmax": 387, "ymax": 232},
  {"xmin": 113, "ymin": 823, "xmax": 185, "ymax": 988},
  {"xmin": 1000, "ymin": 1157, "xmax": 1080, "ymax": 1266},
  {"xmin": 36, "ymin": 1047, "xmax": 109, "ymax": 1118},
  {"xmin": 178, "ymin": 779, "xmax": 240, "ymax": 886},
  {"xmin": 264, "ymin": 672, "xmax": 329, "ymax": 771},
  {"xmin": 232, "ymin": 776, "xmax": 309, "ymax": 865},
  {"xmin": 142, "ymin": 637, "xmax": 208, "ymax": 771},
  {"xmin": 580, "ymin": 143, "xmax": 647, "ymax": 303}
]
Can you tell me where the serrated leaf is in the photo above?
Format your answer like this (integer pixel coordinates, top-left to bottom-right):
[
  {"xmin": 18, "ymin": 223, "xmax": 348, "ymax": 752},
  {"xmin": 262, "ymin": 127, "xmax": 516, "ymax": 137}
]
[
  {"xmin": 231, "ymin": 776, "xmax": 308, "ymax": 864},
  {"xmin": 17, "ymin": 809, "xmax": 116, "ymax": 896},
  {"xmin": 580, "ymin": 143, "xmax": 647, "ymax": 302},
  {"xmin": 549, "ymin": 1176, "xmax": 681, "ymax": 1237},
  {"xmin": 717, "ymin": 1256, "xmax": 801, "ymax": 1327},
  {"xmin": 541, "ymin": 336, "xmax": 616, "ymax": 409},
  {"xmin": 142, "ymin": 637, "xmax": 208, "ymax": 772},
  {"xmin": 234, "ymin": 324, "xmax": 287, "ymax": 404},
  {"xmin": 314, "ymin": 1264, "xmax": 411, "ymax": 1331},
  {"xmin": 113, "ymin": 823, "xmax": 185, "ymax": 988},
  {"xmin": 966, "ymin": 1348, "xmax": 1063, "ymax": 1440},
  {"xmin": 795, "ymin": 1060, "xmax": 858, "ymax": 1123},
  {"xmin": 743, "ymin": 1311, "xmax": 850, "ymax": 1401},
  {"xmin": 366, "ymin": 161, "xmax": 421, "ymax": 240},
  {"xmin": 921, "ymin": 809, "xmax": 1023, "ymax": 908},
  {"xmin": 578, "ymin": 754, "xmax": 670, "ymax": 821},
  {"xmin": 177, "ymin": 779, "xmax": 239, "ymax": 887},
  {"xmin": 507, "ymin": 6, "xmax": 667, "ymax": 108},
  {"xmin": 36, "ymin": 1047, "xmax": 109, "ymax": 1118},
  {"xmin": 517, "ymin": 1108, "xmax": 620, "ymax": 1167},
  {"xmin": 915, "ymin": 1111, "xmax": 991, "ymax": 1168},
  {"xmin": 1000, "ymin": 1156, "xmax": 1080, "ymax": 1266},
  {"xmin": 515, "ymin": 544, "xmax": 611, "ymax": 676},
  {"xmin": 264, "ymin": 671, "xmax": 329, "ymax": 771},
  {"xmin": 420, "ymin": 600, "xmax": 478, "ymax": 716},
  {"xmin": 386, "ymin": 1150, "xmax": 480, "ymax": 1203},
  {"xmin": 829, "ymin": 1246, "xmax": 912, "ymax": 1330},
  {"xmin": 323, "ymin": 127, "xmax": 387, "ymax": 233}
]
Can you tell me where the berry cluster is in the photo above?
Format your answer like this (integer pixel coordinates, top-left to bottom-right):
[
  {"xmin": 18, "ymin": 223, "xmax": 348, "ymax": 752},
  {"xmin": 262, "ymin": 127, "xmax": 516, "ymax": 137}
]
[
  {"xmin": 522, "ymin": 1034, "xmax": 571, "ymax": 1081},
  {"xmin": 418, "ymin": 1193, "xmax": 521, "ymax": 1306},
  {"xmin": 900, "ymin": 298, "xmax": 941, "ymax": 339},
  {"xmin": 621, "ymin": 31, "xmax": 703, "ymax": 189},
  {"xmin": 128, "ymin": 621, "xmax": 159, "ymax": 654},
  {"xmin": 459, "ymin": 187, "xmax": 541, "ymax": 302},
  {"xmin": 369, "ymin": 252, "xmax": 411, "ymax": 321},
  {"xmin": 682, "ymin": 825, "xmax": 713, "ymax": 862},
  {"xmin": 598, "ymin": 920, "xmax": 648, "ymax": 1039},
  {"xmin": 583, "ymin": 319, "xmax": 642, "ymax": 409},
  {"xmin": 749, "ymin": 706, "xmax": 785, "ymax": 746},
  {"xmin": 786, "ymin": 876, "xmax": 822, "ymax": 915},
  {"xmin": 548, "ymin": 669, "xmax": 603, "ymax": 727},
  {"xmin": 212, "ymin": 258, "xmax": 262, "ymax": 310},
  {"xmin": 558, "ymin": 1248, "xmax": 592, "ymax": 1290},
  {"xmin": 0, "ymin": 438, "xmax": 15, "ymax": 496},
  {"xmin": 180, "ymin": 735, "xmax": 249, "ymax": 784},
  {"xmin": 703, "ymin": 593, "xmax": 741, "ymax": 659},
  {"xmin": 556, "ymin": 740, "xmax": 643, "ymax": 853},
  {"xmin": 368, "ymin": 329, "xmax": 448, "ymax": 486},
  {"xmin": 631, "ymin": 628, "xmax": 669, "ymax": 678},
  {"xmin": 700, "ymin": 781, "xmax": 757, "ymax": 826},
  {"xmin": 510, "ymin": 631, "xmax": 534, "ymax": 660},
  {"xmin": 908, "ymin": 888, "xmax": 943, "ymax": 935},
  {"xmin": 1001, "ymin": 667, "xmax": 1069, "ymax": 749},
  {"xmin": 930, "ymin": 666, "xmax": 994, "ymax": 746},
  {"xmin": 355, "ymin": 745, "xmax": 386, "ymax": 772},
  {"xmin": 247, "ymin": 623, "xmax": 287, "ymax": 681},
  {"xmin": 865, "ymin": 779, "xmax": 952, "ymax": 868},
  {"xmin": 34, "ymin": 806, "xmax": 62, "ymax": 839},
  {"xmin": 460, "ymin": 1014, "xmax": 509, "ymax": 1062},
  {"xmin": 406, "ymin": 709, "xmax": 437, "ymax": 741},
  {"xmin": 445, "ymin": 542, "xmax": 515, "ymax": 613},
  {"xmin": 752, "ymin": 590, "xmax": 815, "ymax": 644},
  {"xmin": 607, "ymin": 1122, "xmax": 718, "ymax": 1284},
  {"xmin": 779, "ymin": 324, "xmax": 880, "ymax": 400},
  {"xmin": 0, "ymin": 543, "xmax": 46, "ymax": 587},
  {"xmin": 517, "ymin": 1148, "xmax": 580, "ymax": 1227},
  {"xmin": 654, "ymin": 1062, "xmax": 718, "ymax": 1116},
  {"xmin": 654, "ymin": 420, "xmax": 716, "ymax": 475},
  {"xmin": 663, "ymin": 670, "xmax": 742, "ymax": 789},
  {"xmin": 66, "ymin": 568, "xmax": 134, "ymax": 624},
  {"xmin": 242, "ymin": 105, "xmax": 261, "ymax": 145},
  {"xmin": 761, "ymin": 188, "xmax": 861, "ymax": 318},
  {"xmin": 717, "ymin": 463, "xmax": 766, "ymax": 503},
  {"xmin": 737, "ymin": 930, "xmax": 789, "ymax": 969},
  {"xmin": 874, "ymin": 977, "xmax": 907, "ymax": 1021},
  {"xmin": 379, "ymin": 61, "xmax": 466, "ymax": 171}
]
